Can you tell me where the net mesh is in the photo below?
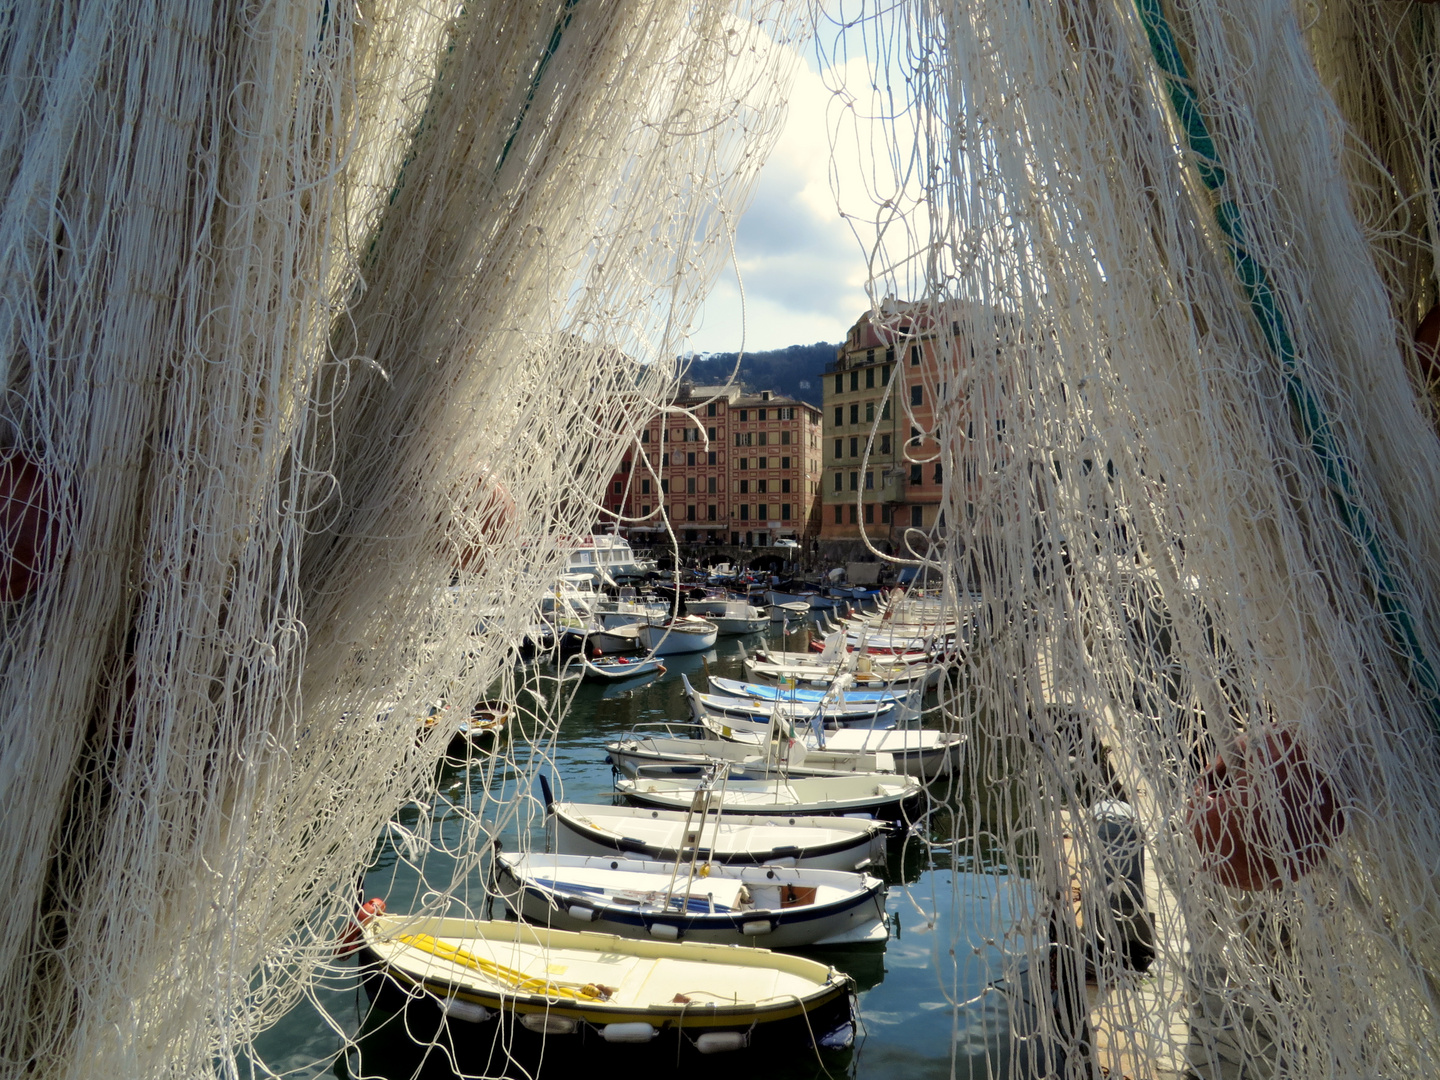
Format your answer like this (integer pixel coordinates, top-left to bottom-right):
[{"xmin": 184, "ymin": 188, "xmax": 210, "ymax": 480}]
[{"xmin": 7, "ymin": 1, "xmax": 1440, "ymax": 1078}]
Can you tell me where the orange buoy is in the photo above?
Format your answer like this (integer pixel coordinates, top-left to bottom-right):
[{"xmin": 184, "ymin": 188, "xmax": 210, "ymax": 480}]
[
  {"xmin": 0, "ymin": 452, "xmax": 58, "ymax": 602},
  {"xmin": 1188, "ymin": 728, "xmax": 1345, "ymax": 891},
  {"xmin": 337, "ymin": 897, "xmax": 386, "ymax": 958}
]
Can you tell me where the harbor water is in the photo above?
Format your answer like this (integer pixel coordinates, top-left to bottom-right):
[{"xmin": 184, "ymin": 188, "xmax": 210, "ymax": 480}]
[{"xmin": 246, "ymin": 619, "xmax": 1032, "ymax": 1080}]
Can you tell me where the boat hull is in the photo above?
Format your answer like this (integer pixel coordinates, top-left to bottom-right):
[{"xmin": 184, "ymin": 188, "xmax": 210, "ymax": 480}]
[
  {"xmin": 550, "ymin": 802, "xmax": 887, "ymax": 871},
  {"xmin": 358, "ymin": 917, "xmax": 855, "ymax": 1055},
  {"xmin": 637, "ymin": 620, "xmax": 719, "ymax": 655},
  {"xmin": 493, "ymin": 854, "xmax": 888, "ymax": 949},
  {"xmin": 615, "ymin": 774, "xmax": 924, "ymax": 823}
]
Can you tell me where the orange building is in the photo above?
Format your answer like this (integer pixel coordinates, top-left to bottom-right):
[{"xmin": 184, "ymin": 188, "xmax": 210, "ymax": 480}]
[{"xmin": 602, "ymin": 384, "xmax": 823, "ymax": 549}]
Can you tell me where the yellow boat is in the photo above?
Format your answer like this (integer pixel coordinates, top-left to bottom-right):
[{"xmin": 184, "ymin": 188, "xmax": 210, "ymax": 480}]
[{"xmin": 358, "ymin": 913, "xmax": 855, "ymax": 1054}]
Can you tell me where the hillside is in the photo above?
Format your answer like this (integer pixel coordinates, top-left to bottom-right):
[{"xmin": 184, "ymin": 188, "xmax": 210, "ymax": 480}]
[{"xmin": 678, "ymin": 341, "xmax": 838, "ymax": 407}]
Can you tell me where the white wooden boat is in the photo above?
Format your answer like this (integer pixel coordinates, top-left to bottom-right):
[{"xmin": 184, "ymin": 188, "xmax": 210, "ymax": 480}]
[
  {"xmin": 548, "ymin": 800, "xmax": 887, "ymax": 871},
  {"xmin": 682, "ymin": 675, "xmax": 905, "ymax": 727},
  {"xmin": 615, "ymin": 771, "xmax": 924, "ymax": 821},
  {"xmin": 358, "ymin": 913, "xmax": 856, "ymax": 1051},
  {"xmin": 492, "ymin": 851, "xmax": 888, "ymax": 948},
  {"xmin": 637, "ymin": 617, "xmax": 719, "ymax": 655},
  {"xmin": 683, "ymin": 598, "xmax": 768, "ymax": 635},
  {"xmin": 605, "ymin": 728, "xmax": 894, "ymax": 779},
  {"xmin": 701, "ymin": 714, "xmax": 963, "ymax": 779},
  {"xmin": 708, "ymin": 675, "xmax": 910, "ymax": 705},
  {"xmin": 582, "ymin": 656, "xmax": 666, "ymax": 682}
]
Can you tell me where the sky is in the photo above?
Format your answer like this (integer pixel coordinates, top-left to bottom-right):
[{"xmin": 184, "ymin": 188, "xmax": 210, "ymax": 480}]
[{"xmin": 682, "ymin": 26, "xmax": 901, "ymax": 356}]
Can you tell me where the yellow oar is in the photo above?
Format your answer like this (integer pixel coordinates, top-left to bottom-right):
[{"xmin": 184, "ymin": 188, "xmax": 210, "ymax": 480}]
[{"xmin": 397, "ymin": 934, "xmax": 613, "ymax": 1001}]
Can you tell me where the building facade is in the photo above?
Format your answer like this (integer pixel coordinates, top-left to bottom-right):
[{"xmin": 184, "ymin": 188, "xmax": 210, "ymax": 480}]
[
  {"xmin": 602, "ymin": 385, "xmax": 823, "ymax": 548},
  {"xmin": 820, "ymin": 303, "xmax": 956, "ymax": 554}
]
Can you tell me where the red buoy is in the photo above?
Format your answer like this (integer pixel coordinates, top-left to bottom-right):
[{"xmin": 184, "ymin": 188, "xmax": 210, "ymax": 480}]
[
  {"xmin": 1188, "ymin": 728, "xmax": 1345, "ymax": 890},
  {"xmin": 0, "ymin": 452, "xmax": 58, "ymax": 602},
  {"xmin": 336, "ymin": 897, "xmax": 386, "ymax": 958}
]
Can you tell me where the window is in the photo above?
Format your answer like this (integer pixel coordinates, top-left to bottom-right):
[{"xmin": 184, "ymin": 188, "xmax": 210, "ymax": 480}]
[
  {"xmin": 663, "ymin": 429, "xmax": 670, "ymax": 441},
  {"xmin": 834, "ymin": 406, "xmax": 843, "ymax": 427},
  {"xmin": 934, "ymin": 462, "xmax": 943, "ymax": 484},
  {"xmin": 782, "ymin": 504, "xmax": 791, "ymax": 521},
  {"xmin": 910, "ymin": 345, "xmax": 920, "ymax": 365},
  {"xmin": 757, "ymin": 478, "xmax": 767, "ymax": 493},
  {"xmin": 911, "ymin": 505, "xmax": 923, "ymax": 527},
  {"xmin": 642, "ymin": 504, "xmax": 650, "ymax": 516},
  {"xmin": 758, "ymin": 408, "xmax": 766, "ymax": 421},
  {"xmin": 781, "ymin": 431, "xmax": 790, "ymax": 445},
  {"xmin": 880, "ymin": 434, "xmax": 891, "ymax": 455},
  {"xmin": 758, "ymin": 457, "xmax": 767, "ymax": 469},
  {"xmin": 740, "ymin": 504, "xmax": 749, "ymax": 520},
  {"xmin": 885, "ymin": 349, "xmax": 894, "ymax": 366},
  {"xmin": 850, "ymin": 437, "xmax": 858, "ymax": 458},
  {"xmin": 707, "ymin": 402, "xmax": 717, "ymax": 417},
  {"xmin": 848, "ymin": 504, "xmax": 857, "ymax": 524},
  {"xmin": 865, "ymin": 471, "xmax": 874, "ymax": 490},
  {"xmin": 911, "ymin": 385, "xmax": 923, "ymax": 406},
  {"xmin": 687, "ymin": 452, "xmax": 695, "ymax": 467},
  {"xmin": 707, "ymin": 426, "xmax": 716, "ymax": 440},
  {"xmin": 781, "ymin": 457, "xmax": 790, "ymax": 470},
  {"xmin": 641, "ymin": 429, "xmax": 650, "ymax": 442},
  {"xmin": 910, "ymin": 426, "xmax": 921, "ymax": 443},
  {"xmin": 641, "ymin": 479, "xmax": 651, "ymax": 495},
  {"xmin": 882, "ymin": 400, "xmax": 890, "ymax": 420},
  {"xmin": 686, "ymin": 505, "xmax": 696, "ymax": 521},
  {"xmin": 708, "ymin": 504, "xmax": 717, "ymax": 520},
  {"xmin": 849, "ymin": 471, "xmax": 858, "ymax": 491},
  {"xmin": 865, "ymin": 401, "xmax": 874, "ymax": 423},
  {"xmin": 707, "ymin": 476, "xmax": 717, "ymax": 493},
  {"xmin": 865, "ymin": 504, "xmax": 874, "ymax": 524},
  {"xmin": 849, "ymin": 403, "xmax": 859, "ymax": 425},
  {"xmin": 833, "ymin": 472, "xmax": 842, "ymax": 492},
  {"xmin": 866, "ymin": 349, "xmax": 875, "ymax": 364},
  {"xmin": 687, "ymin": 476, "xmax": 696, "ymax": 494},
  {"xmin": 735, "ymin": 432, "xmax": 743, "ymax": 446},
  {"xmin": 834, "ymin": 373, "xmax": 843, "ymax": 394},
  {"xmin": 739, "ymin": 409, "xmax": 748, "ymax": 421},
  {"xmin": 731, "ymin": 532, "xmax": 740, "ymax": 545},
  {"xmin": 834, "ymin": 504, "xmax": 843, "ymax": 524},
  {"xmin": 613, "ymin": 480, "xmax": 622, "ymax": 493},
  {"xmin": 661, "ymin": 478, "xmax": 670, "ymax": 493},
  {"xmin": 745, "ymin": 432, "xmax": 753, "ymax": 446},
  {"xmin": 739, "ymin": 479, "xmax": 748, "ymax": 493},
  {"xmin": 757, "ymin": 432, "xmax": 767, "ymax": 446},
  {"xmin": 707, "ymin": 451, "xmax": 716, "ymax": 466},
  {"xmin": 757, "ymin": 504, "xmax": 767, "ymax": 520},
  {"xmin": 881, "ymin": 504, "xmax": 891, "ymax": 524},
  {"xmin": 910, "ymin": 463, "xmax": 922, "ymax": 484},
  {"xmin": 866, "ymin": 367, "xmax": 875, "ymax": 388},
  {"xmin": 850, "ymin": 370, "xmax": 859, "ymax": 391},
  {"xmin": 739, "ymin": 458, "xmax": 748, "ymax": 470},
  {"xmin": 834, "ymin": 438, "xmax": 842, "ymax": 459},
  {"xmin": 672, "ymin": 450, "xmax": 684, "ymax": 466},
  {"xmin": 781, "ymin": 478, "xmax": 791, "ymax": 493}
]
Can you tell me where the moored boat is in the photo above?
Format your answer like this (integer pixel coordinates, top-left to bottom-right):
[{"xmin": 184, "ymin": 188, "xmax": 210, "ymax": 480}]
[
  {"xmin": 637, "ymin": 617, "xmax": 719, "ymax": 656},
  {"xmin": 358, "ymin": 913, "xmax": 856, "ymax": 1053},
  {"xmin": 700, "ymin": 714, "xmax": 964, "ymax": 779},
  {"xmin": 615, "ymin": 770, "xmax": 925, "ymax": 822},
  {"xmin": 548, "ymin": 800, "xmax": 888, "ymax": 871},
  {"xmin": 582, "ymin": 656, "xmax": 666, "ymax": 682},
  {"xmin": 605, "ymin": 726, "xmax": 894, "ymax": 779},
  {"xmin": 491, "ymin": 850, "xmax": 888, "ymax": 948}
]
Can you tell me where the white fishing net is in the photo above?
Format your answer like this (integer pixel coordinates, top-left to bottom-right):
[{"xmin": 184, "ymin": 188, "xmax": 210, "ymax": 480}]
[
  {"xmin": 10, "ymin": 0, "xmax": 1440, "ymax": 1078},
  {"xmin": 837, "ymin": 0, "xmax": 1440, "ymax": 1076},
  {"xmin": 0, "ymin": 2, "xmax": 801, "ymax": 1076}
]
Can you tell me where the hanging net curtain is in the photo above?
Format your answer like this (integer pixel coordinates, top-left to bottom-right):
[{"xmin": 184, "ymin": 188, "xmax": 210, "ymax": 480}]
[
  {"xmin": 833, "ymin": 0, "xmax": 1440, "ymax": 1076},
  {"xmin": 0, "ymin": 1, "xmax": 802, "ymax": 1076}
]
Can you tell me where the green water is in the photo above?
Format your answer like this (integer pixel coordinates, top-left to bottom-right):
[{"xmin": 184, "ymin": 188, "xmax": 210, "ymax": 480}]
[{"xmin": 245, "ymin": 623, "xmax": 1034, "ymax": 1080}]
